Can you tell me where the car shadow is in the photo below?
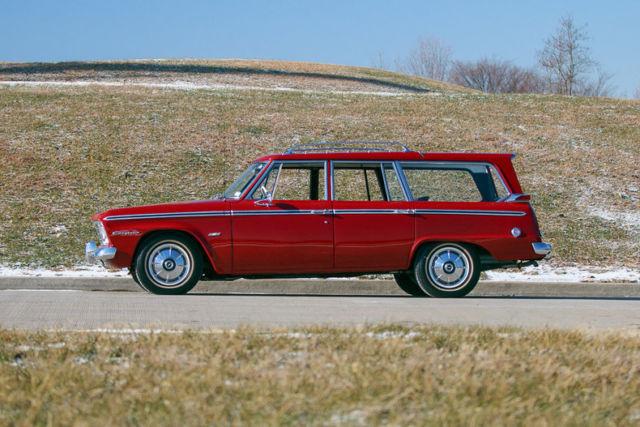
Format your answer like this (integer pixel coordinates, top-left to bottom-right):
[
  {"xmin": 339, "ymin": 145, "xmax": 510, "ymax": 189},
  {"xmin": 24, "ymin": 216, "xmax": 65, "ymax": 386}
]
[
  {"xmin": 0, "ymin": 61, "xmax": 431, "ymax": 93},
  {"xmin": 187, "ymin": 293, "xmax": 640, "ymax": 301}
]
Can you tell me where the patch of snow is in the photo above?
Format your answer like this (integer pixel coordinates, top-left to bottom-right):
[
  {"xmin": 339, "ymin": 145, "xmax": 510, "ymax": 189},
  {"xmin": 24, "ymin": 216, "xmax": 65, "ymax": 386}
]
[
  {"xmin": 588, "ymin": 207, "xmax": 640, "ymax": 232},
  {"xmin": 0, "ymin": 265, "xmax": 129, "ymax": 278},
  {"xmin": 485, "ymin": 265, "xmax": 640, "ymax": 283},
  {"xmin": 0, "ymin": 80, "xmax": 426, "ymax": 97}
]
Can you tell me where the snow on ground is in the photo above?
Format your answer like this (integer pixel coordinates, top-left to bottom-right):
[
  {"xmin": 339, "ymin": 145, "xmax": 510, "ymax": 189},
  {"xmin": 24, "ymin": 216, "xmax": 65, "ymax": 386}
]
[
  {"xmin": 0, "ymin": 265, "xmax": 129, "ymax": 278},
  {"xmin": 0, "ymin": 80, "xmax": 419, "ymax": 97},
  {"xmin": 0, "ymin": 264, "xmax": 638, "ymax": 283},
  {"xmin": 588, "ymin": 207, "xmax": 640, "ymax": 232},
  {"xmin": 484, "ymin": 265, "xmax": 640, "ymax": 283}
]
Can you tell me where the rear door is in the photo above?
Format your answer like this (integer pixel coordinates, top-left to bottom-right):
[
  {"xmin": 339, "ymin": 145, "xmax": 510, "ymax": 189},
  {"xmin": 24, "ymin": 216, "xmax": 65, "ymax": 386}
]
[{"xmin": 331, "ymin": 161, "xmax": 414, "ymax": 272}]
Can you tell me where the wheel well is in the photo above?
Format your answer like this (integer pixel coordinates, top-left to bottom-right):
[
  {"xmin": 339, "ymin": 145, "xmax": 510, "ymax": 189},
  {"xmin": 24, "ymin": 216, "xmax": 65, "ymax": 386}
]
[
  {"xmin": 410, "ymin": 240, "xmax": 492, "ymax": 268},
  {"xmin": 133, "ymin": 230, "xmax": 216, "ymax": 276}
]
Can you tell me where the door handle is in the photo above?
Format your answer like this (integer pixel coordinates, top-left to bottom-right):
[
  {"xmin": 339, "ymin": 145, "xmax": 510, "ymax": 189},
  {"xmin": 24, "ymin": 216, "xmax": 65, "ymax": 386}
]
[
  {"xmin": 394, "ymin": 209, "xmax": 413, "ymax": 214},
  {"xmin": 311, "ymin": 209, "xmax": 332, "ymax": 215}
]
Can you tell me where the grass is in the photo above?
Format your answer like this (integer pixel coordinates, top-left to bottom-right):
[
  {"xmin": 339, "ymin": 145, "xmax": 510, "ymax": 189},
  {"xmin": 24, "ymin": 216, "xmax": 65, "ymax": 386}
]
[
  {"xmin": 0, "ymin": 60, "xmax": 639, "ymax": 268},
  {"xmin": 1, "ymin": 325, "xmax": 639, "ymax": 426}
]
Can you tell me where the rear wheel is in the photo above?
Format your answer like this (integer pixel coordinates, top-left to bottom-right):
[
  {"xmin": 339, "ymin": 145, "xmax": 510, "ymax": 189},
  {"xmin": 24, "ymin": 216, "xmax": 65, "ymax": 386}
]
[
  {"xmin": 393, "ymin": 272, "xmax": 428, "ymax": 296},
  {"xmin": 134, "ymin": 233, "xmax": 203, "ymax": 295},
  {"xmin": 413, "ymin": 243, "xmax": 479, "ymax": 298}
]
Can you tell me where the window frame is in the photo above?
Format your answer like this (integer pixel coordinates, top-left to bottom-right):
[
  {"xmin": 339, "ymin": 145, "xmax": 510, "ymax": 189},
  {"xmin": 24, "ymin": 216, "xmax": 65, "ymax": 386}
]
[
  {"xmin": 330, "ymin": 160, "xmax": 410, "ymax": 202},
  {"xmin": 245, "ymin": 160, "xmax": 329, "ymax": 201},
  {"xmin": 396, "ymin": 161, "xmax": 512, "ymax": 202}
]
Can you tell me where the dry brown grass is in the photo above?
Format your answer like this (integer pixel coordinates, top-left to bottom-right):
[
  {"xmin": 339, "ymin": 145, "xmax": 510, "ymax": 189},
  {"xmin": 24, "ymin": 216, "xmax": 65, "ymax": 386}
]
[
  {"xmin": 1, "ymin": 325, "xmax": 639, "ymax": 426},
  {"xmin": 0, "ymin": 60, "xmax": 638, "ymax": 268}
]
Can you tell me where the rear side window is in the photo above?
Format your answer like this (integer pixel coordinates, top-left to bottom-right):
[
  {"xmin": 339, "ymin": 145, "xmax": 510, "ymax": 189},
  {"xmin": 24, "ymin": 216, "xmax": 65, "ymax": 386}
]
[
  {"xmin": 400, "ymin": 162, "xmax": 509, "ymax": 202},
  {"xmin": 333, "ymin": 162, "xmax": 407, "ymax": 201}
]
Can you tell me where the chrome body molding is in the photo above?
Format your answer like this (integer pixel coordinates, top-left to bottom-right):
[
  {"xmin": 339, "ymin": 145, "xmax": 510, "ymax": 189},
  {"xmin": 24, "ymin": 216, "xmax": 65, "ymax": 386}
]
[
  {"xmin": 532, "ymin": 242, "xmax": 552, "ymax": 256},
  {"xmin": 104, "ymin": 211, "xmax": 232, "ymax": 221},
  {"xmin": 105, "ymin": 208, "xmax": 527, "ymax": 220},
  {"xmin": 414, "ymin": 209, "xmax": 526, "ymax": 217},
  {"xmin": 85, "ymin": 241, "xmax": 117, "ymax": 263},
  {"xmin": 333, "ymin": 209, "xmax": 410, "ymax": 215}
]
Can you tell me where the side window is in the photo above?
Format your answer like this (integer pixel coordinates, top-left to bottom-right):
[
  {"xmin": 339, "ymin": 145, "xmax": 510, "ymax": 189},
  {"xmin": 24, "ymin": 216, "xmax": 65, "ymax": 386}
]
[
  {"xmin": 488, "ymin": 166, "xmax": 509, "ymax": 200},
  {"xmin": 252, "ymin": 162, "xmax": 325, "ymax": 200},
  {"xmin": 401, "ymin": 164, "xmax": 482, "ymax": 202},
  {"xmin": 333, "ymin": 162, "xmax": 406, "ymax": 201}
]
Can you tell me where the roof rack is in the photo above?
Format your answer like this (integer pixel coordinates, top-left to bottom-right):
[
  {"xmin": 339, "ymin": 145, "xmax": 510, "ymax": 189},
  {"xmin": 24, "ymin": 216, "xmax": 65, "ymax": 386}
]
[{"xmin": 284, "ymin": 140, "xmax": 412, "ymax": 154}]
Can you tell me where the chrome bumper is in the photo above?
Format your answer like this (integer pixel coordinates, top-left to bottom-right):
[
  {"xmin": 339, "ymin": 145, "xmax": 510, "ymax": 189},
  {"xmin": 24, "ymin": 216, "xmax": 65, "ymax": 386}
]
[
  {"xmin": 85, "ymin": 241, "xmax": 117, "ymax": 264},
  {"xmin": 532, "ymin": 242, "xmax": 552, "ymax": 256}
]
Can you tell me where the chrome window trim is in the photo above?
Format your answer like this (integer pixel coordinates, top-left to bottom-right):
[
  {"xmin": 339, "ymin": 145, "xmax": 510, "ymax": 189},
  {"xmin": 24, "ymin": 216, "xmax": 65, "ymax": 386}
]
[
  {"xmin": 331, "ymin": 160, "xmax": 408, "ymax": 202},
  {"xmin": 245, "ymin": 160, "xmax": 329, "ymax": 201},
  {"xmin": 398, "ymin": 161, "xmax": 512, "ymax": 202},
  {"xmin": 394, "ymin": 161, "xmax": 413, "ymax": 201}
]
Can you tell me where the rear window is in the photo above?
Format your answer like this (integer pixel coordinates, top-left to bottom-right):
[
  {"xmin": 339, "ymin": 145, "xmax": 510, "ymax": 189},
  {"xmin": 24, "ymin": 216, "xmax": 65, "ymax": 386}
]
[{"xmin": 400, "ymin": 162, "xmax": 509, "ymax": 202}]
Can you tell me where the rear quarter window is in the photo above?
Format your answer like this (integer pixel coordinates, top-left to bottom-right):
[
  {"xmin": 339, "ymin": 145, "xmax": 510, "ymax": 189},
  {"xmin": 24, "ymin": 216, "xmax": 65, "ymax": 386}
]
[{"xmin": 403, "ymin": 167, "xmax": 482, "ymax": 202}]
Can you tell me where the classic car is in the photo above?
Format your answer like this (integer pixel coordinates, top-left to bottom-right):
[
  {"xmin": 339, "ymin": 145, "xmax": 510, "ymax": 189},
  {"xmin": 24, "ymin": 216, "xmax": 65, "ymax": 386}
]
[{"xmin": 86, "ymin": 141, "xmax": 551, "ymax": 297}]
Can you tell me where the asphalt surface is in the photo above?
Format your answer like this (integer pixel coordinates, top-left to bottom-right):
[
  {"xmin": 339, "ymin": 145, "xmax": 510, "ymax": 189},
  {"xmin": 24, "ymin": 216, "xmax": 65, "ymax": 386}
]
[{"xmin": 1, "ymin": 278, "xmax": 639, "ymax": 331}]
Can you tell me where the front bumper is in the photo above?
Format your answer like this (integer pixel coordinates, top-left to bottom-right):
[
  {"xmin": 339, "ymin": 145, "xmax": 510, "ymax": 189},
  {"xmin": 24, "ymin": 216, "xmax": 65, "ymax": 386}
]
[
  {"xmin": 85, "ymin": 241, "xmax": 117, "ymax": 264},
  {"xmin": 532, "ymin": 242, "xmax": 552, "ymax": 256}
]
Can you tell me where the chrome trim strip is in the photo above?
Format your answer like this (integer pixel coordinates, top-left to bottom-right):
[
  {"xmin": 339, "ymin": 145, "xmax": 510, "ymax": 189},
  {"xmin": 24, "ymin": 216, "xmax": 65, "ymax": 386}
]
[
  {"xmin": 104, "ymin": 211, "xmax": 231, "ymax": 221},
  {"xmin": 414, "ymin": 209, "xmax": 526, "ymax": 217},
  {"xmin": 333, "ymin": 209, "xmax": 405, "ymax": 215},
  {"xmin": 231, "ymin": 210, "xmax": 319, "ymax": 216}
]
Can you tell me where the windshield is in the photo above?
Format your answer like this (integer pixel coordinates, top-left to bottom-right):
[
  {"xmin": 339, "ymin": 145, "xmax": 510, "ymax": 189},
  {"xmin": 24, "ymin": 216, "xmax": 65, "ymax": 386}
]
[{"xmin": 222, "ymin": 162, "xmax": 267, "ymax": 199}]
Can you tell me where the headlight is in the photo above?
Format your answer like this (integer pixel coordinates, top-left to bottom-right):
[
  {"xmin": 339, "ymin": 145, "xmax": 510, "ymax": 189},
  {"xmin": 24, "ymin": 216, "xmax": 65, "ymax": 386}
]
[{"xmin": 93, "ymin": 221, "xmax": 109, "ymax": 245}]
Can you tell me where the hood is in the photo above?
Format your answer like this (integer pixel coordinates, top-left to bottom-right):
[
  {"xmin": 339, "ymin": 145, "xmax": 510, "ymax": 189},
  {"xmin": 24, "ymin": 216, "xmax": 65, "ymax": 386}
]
[{"xmin": 92, "ymin": 199, "xmax": 230, "ymax": 222}]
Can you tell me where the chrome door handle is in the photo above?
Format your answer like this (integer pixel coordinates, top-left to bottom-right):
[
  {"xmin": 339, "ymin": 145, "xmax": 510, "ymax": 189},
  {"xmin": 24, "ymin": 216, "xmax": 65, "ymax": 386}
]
[
  {"xmin": 311, "ymin": 209, "xmax": 332, "ymax": 215},
  {"xmin": 394, "ymin": 209, "xmax": 413, "ymax": 214}
]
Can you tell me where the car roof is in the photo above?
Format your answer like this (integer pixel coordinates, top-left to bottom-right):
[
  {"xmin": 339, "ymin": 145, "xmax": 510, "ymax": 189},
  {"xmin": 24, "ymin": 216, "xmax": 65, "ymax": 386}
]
[{"xmin": 255, "ymin": 151, "xmax": 515, "ymax": 163}]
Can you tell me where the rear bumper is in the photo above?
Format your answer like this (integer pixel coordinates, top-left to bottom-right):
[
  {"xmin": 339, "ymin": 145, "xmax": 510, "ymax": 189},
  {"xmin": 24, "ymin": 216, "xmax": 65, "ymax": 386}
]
[
  {"xmin": 85, "ymin": 241, "xmax": 117, "ymax": 264},
  {"xmin": 532, "ymin": 242, "xmax": 552, "ymax": 256}
]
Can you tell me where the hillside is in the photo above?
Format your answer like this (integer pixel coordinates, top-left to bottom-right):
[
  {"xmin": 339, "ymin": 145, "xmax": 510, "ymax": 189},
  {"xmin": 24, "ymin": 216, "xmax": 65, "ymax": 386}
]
[{"xmin": 0, "ymin": 59, "xmax": 638, "ymax": 269}]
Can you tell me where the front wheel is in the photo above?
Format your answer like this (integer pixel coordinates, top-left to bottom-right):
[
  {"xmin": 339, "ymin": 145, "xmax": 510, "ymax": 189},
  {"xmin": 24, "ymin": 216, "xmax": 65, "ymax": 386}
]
[
  {"xmin": 134, "ymin": 233, "xmax": 203, "ymax": 295},
  {"xmin": 413, "ymin": 243, "xmax": 480, "ymax": 298}
]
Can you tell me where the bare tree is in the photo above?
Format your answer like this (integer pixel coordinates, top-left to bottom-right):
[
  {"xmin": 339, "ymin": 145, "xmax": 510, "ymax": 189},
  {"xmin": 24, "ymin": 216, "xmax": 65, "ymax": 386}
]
[
  {"xmin": 575, "ymin": 67, "xmax": 615, "ymax": 97},
  {"xmin": 370, "ymin": 51, "xmax": 390, "ymax": 70},
  {"xmin": 449, "ymin": 58, "xmax": 544, "ymax": 93},
  {"xmin": 398, "ymin": 36, "xmax": 452, "ymax": 81},
  {"xmin": 538, "ymin": 16, "xmax": 595, "ymax": 95},
  {"xmin": 634, "ymin": 85, "xmax": 640, "ymax": 99}
]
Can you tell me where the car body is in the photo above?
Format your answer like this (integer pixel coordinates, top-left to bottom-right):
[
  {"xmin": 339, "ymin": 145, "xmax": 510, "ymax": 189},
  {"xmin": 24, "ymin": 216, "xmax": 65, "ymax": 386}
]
[{"xmin": 86, "ymin": 142, "xmax": 551, "ymax": 296}]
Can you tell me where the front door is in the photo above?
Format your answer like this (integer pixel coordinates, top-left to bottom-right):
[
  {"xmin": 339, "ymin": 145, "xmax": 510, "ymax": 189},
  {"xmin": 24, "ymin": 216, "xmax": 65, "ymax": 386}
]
[
  {"xmin": 231, "ymin": 161, "xmax": 333, "ymax": 274},
  {"xmin": 332, "ymin": 161, "xmax": 414, "ymax": 272}
]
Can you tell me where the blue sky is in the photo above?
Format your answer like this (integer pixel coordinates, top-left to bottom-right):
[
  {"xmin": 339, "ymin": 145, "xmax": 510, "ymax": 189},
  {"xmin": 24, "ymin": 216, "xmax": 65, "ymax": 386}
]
[{"xmin": 2, "ymin": 0, "xmax": 638, "ymax": 95}]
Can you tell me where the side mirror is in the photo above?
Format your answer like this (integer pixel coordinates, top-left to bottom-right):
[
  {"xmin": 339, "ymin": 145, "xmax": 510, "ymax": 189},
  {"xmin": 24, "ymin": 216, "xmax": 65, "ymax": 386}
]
[{"xmin": 254, "ymin": 185, "xmax": 273, "ymax": 207}]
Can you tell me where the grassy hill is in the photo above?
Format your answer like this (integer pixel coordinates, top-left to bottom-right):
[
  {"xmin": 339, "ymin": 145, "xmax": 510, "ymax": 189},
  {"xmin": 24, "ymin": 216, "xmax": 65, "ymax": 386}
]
[{"xmin": 0, "ymin": 60, "xmax": 638, "ymax": 269}]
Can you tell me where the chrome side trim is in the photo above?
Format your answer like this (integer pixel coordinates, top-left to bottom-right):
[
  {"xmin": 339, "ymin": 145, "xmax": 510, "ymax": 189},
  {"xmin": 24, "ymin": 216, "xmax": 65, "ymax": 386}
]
[
  {"xmin": 231, "ymin": 210, "xmax": 319, "ymax": 216},
  {"xmin": 532, "ymin": 242, "xmax": 552, "ymax": 255},
  {"xmin": 104, "ymin": 211, "xmax": 232, "ymax": 221},
  {"xmin": 414, "ymin": 209, "xmax": 526, "ymax": 217},
  {"xmin": 333, "ymin": 209, "xmax": 408, "ymax": 215}
]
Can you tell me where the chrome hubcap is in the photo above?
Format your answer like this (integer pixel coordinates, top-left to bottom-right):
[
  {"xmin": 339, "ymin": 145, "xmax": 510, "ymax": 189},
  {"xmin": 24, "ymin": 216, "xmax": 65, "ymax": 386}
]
[
  {"xmin": 146, "ymin": 242, "xmax": 192, "ymax": 288},
  {"xmin": 426, "ymin": 247, "xmax": 470, "ymax": 290}
]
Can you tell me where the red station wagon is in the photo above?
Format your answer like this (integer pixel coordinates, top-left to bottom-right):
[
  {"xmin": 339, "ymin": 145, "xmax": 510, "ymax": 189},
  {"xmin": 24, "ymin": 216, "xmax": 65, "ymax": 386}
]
[{"xmin": 86, "ymin": 141, "xmax": 551, "ymax": 297}]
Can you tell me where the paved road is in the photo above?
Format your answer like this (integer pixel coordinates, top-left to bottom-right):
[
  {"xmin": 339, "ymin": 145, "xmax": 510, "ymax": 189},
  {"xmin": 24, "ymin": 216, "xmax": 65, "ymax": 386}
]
[{"xmin": 1, "ymin": 280, "xmax": 639, "ymax": 331}]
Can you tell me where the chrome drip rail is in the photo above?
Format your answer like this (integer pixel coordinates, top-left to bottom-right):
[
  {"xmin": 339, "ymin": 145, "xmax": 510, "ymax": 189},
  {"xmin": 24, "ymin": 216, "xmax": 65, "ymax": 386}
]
[{"xmin": 284, "ymin": 140, "xmax": 412, "ymax": 154}]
